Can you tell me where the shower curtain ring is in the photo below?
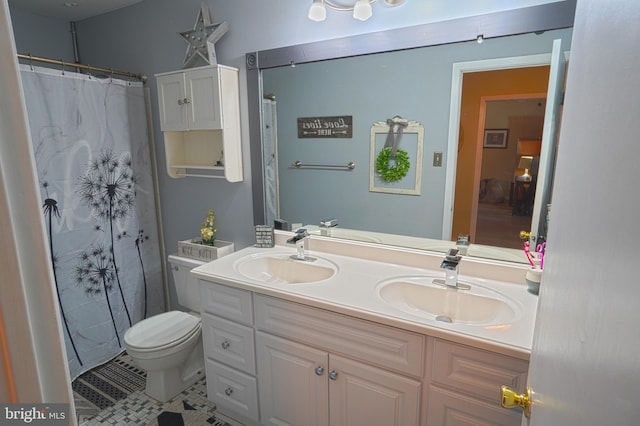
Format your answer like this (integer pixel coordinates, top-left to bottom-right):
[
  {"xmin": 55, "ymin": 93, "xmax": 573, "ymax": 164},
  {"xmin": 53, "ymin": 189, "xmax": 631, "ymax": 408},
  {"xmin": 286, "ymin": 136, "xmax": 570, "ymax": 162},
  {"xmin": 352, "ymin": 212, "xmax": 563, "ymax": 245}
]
[
  {"xmin": 109, "ymin": 68, "xmax": 114, "ymax": 82},
  {"xmin": 60, "ymin": 59, "xmax": 65, "ymax": 75},
  {"xmin": 28, "ymin": 53, "xmax": 33, "ymax": 71},
  {"xmin": 87, "ymin": 64, "xmax": 92, "ymax": 79}
]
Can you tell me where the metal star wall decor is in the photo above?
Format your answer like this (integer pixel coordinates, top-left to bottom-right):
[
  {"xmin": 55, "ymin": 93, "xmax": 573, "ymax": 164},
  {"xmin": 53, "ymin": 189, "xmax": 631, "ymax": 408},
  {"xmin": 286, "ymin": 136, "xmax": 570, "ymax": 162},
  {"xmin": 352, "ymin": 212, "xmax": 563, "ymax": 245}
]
[{"xmin": 179, "ymin": 3, "xmax": 229, "ymax": 68}]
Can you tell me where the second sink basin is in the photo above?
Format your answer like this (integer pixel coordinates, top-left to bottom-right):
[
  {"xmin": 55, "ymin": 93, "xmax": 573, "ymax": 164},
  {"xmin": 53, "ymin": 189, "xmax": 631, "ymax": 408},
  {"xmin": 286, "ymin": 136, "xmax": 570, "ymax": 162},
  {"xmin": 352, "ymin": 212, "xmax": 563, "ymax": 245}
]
[
  {"xmin": 376, "ymin": 276, "xmax": 519, "ymax": 325},
  {"xmin": 234, "ymin": 252, "xmax": 337, "ymax": 284}
]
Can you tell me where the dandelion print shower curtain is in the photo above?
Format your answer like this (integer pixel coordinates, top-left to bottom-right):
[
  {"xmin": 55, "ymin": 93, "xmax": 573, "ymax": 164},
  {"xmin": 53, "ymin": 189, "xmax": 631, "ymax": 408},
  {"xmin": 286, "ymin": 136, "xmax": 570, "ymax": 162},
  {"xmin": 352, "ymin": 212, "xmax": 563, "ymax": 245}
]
[{"xmin": 19, "ymin": 65, "xmax": 164, "ymax": 379}]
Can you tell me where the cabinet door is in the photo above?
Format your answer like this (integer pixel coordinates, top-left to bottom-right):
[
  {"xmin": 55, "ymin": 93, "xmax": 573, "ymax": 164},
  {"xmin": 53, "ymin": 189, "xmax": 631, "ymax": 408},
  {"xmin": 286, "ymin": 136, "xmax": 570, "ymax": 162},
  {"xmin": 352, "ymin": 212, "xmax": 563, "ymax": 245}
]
[
  {"xmin": 329, "ymin": 354, "xmax": 421, "ymax": 426},
  {"xmin": 156, "ymin": 72, "xmax": 186, "ymax": 131},
  {"xmin": 256, "ymin": 332, "xmax": 329, "ymax": 426},
  {"xmin": 185, "ymin": 68, "xmax": 222, "ymax": 130},
  {"xmin": 427, "ymin": 385, "xmax": 521, "ymax": 426}
]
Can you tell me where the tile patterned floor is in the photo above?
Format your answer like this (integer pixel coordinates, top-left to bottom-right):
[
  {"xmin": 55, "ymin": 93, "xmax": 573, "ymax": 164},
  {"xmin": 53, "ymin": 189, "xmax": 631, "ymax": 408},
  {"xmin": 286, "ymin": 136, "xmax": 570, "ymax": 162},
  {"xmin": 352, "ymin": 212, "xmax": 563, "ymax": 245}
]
[{"xmin": 79, "ymin": 378, "xmax": 242, "ymax": 426}]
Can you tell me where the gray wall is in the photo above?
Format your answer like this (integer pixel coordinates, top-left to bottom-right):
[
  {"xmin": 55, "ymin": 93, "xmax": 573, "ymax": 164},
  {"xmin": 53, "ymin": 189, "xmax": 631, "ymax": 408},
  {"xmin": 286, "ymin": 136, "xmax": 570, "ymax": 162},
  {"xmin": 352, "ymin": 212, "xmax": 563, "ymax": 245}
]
[
  {"xmin": 9, "ymin": 0, "xmax": 567, "ymax": 310},
  {"xmin": 9, "ymin": 6, "xmax": 74, "ymax": 61}
]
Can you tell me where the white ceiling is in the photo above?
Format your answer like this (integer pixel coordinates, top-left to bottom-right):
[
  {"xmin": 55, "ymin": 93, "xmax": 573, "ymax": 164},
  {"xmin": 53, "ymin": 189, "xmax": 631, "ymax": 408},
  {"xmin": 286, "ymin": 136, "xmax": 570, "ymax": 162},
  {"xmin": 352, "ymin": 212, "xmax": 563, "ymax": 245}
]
[{"xmin": 8, "ymin": 0, "xmax": 144, "ymax": 21}]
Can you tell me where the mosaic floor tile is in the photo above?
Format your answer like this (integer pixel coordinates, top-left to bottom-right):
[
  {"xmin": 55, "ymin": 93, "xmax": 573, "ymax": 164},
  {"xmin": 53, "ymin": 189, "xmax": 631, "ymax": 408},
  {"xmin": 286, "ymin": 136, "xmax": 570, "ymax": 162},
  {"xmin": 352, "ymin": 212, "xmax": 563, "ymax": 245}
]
[{"xmin": 75, "ymin": 353, "xmax": 244, "ymax": 425}]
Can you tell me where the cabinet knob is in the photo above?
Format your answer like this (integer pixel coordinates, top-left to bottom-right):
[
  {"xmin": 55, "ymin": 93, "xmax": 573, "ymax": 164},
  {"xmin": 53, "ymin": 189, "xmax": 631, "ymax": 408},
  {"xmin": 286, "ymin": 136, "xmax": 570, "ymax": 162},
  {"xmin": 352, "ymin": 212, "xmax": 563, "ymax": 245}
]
[
  {"xmin": 221, "ymin": 340, "xmax": 230, "ymax": 350},
  {"xmin": 314, "ymin": 366, "xmax": 324, "ymax": 376},
  {"xmin": 224, "ymin": 387, "xmax": 233, "ymax": 396},
  {"xmin": 328, "ymin": 370, "xmax": 338, "ymax": 381},
  {"xmin": 500, "ymin": 386, "xmax": 531, "ymax": 418},
  {"xmin": 183, "ymin": 97, "xmax": 191, "ymax": 104},
  {"xmin": 177, "ymin": 99, "xmax": 184, "ymax": 105}
]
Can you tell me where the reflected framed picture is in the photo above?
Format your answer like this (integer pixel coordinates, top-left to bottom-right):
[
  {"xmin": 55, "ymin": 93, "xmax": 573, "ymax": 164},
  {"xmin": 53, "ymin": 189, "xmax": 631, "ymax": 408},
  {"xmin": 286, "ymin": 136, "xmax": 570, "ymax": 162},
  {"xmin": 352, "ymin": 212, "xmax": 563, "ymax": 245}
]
[{"xmin": 483, "ymin": 129, "xmax": 509, "ymax": 148}]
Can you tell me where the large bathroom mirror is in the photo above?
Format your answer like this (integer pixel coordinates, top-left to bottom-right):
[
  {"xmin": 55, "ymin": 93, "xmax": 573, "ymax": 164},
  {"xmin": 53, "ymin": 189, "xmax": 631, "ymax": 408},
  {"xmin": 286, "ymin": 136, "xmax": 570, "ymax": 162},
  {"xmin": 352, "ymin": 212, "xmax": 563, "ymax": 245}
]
[{"xmin": 247, "ymin": 1, "xmax": 576, "ymax": 264}]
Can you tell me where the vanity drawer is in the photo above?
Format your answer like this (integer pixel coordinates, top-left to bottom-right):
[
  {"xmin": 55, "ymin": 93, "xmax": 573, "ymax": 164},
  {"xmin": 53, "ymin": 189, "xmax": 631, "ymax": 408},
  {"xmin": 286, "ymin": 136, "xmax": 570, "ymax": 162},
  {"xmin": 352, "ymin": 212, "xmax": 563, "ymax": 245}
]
[
  {"xmin": 426, "ymin": 384, "xmax": 521, "ymax": 426},
  {"xmin": 431, "ymin": 339, "xmax": 528, "ymax": 403},
  {"xmin": 202, "ymin": 312, "xmax": 256, "ymax": 375},
  {"xmin": 199, "ymin": 279, "xmax": 253, "ymax": 325},
  {"xmin": 205, "ymin": 359, "xmax": 259, "ymax": 422},
  {"xmin": 254, "ymin": 294, "xmax": 424, "ymax": 377}
]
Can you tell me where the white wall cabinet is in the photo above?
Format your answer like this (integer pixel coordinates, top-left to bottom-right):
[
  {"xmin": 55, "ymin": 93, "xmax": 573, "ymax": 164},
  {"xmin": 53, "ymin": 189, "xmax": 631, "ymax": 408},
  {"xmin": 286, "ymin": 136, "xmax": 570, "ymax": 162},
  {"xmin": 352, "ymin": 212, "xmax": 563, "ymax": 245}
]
[{"xmin": 155, "ymin": 65, "xmax": 242, "ymax": 181}]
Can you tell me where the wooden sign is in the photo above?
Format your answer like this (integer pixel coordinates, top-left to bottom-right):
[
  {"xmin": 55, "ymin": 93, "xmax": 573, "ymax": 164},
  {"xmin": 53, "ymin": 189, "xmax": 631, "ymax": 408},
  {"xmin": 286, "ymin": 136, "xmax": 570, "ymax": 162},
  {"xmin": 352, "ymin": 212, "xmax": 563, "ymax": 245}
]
[
  {"xmin": 297, "ymin": 116, "xmax": 352, "ymax": 138},
  {"xmin": 255, "ymin": 225, "xmax": 275, "ymax": 248}
]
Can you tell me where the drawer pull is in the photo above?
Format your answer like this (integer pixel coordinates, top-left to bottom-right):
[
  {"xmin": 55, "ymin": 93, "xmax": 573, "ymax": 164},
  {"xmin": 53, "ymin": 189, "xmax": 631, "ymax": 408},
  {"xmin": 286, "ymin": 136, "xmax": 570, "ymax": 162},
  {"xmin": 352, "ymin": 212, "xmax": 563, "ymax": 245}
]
[
  {"xmin": 314, "ymin": 366, "xmax": 324, "ymax": 376},
  {"xmin": 328, "ymin": 370, "xmax": 338, "ymax": 381},
  {"xmin": 221, "ymin": 340, "xmax": 230, "ymax": 350},
  {"xmin": 224, "ymin": 387, "xmax": 234, "ymax": 396}
]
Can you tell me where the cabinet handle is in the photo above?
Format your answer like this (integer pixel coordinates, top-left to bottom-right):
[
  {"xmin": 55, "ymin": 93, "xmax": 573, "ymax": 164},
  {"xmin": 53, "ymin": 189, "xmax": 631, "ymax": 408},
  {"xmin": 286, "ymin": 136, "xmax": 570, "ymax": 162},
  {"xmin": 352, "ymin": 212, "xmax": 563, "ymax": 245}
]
[
  {"xmin": 224, "ymin": 387, "xmax": 233, "ymax": 396},
  {"xmin": 328, "ymin": 370, "xmax": 338, "ymax": 381},
  {"xmin": 314, "ymin": 366, "xmax": 324, "ymax": 376},
  {"xmin": 221, "ymin": 340, "xmax": 230, "ymax": 350}
]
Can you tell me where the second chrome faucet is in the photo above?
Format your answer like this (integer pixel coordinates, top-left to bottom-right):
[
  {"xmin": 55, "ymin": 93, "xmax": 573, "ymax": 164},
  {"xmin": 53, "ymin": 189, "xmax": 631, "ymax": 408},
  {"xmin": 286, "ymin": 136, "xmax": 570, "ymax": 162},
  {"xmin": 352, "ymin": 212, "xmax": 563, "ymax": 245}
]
[{"xmin": 437, "ymin": 248, "xmax": 470, "ymax": 290}]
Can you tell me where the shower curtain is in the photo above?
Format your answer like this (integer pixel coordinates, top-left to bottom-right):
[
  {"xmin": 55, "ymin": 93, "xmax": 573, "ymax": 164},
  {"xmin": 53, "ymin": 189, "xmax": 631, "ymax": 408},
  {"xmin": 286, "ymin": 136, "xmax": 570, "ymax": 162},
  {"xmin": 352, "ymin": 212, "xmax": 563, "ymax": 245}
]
[{"xmin": 19, "ymin": 64, "xmax": 164, "ymax": 379}]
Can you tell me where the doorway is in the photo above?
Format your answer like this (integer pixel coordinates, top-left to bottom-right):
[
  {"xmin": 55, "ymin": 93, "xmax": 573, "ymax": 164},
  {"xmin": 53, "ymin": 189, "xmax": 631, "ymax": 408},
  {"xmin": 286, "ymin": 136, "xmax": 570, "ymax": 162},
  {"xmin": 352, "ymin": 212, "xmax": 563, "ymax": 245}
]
[
  {"xmin": 475, "ymin": 96, "xmax": 546, "ymax": 248},
  {"xmin": 448, "ymin": 64, "xmax": 551, "ymax": 245}
]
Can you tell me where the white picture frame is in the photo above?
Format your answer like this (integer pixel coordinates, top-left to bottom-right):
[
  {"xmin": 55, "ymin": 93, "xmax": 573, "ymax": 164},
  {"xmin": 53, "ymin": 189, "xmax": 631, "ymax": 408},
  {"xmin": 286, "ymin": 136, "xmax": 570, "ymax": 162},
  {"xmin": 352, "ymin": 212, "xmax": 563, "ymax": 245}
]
[{"xmin": 369, "ymin": 119, "xmax": 424, "ymax": 195}]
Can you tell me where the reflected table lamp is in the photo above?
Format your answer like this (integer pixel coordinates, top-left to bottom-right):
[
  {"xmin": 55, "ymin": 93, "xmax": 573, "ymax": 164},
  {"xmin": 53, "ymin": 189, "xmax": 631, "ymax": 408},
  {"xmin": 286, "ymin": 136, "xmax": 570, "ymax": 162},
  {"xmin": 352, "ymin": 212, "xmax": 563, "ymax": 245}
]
[{"xmin": 516, "ymin": 156, "xmax": 533, "ymax": 181}]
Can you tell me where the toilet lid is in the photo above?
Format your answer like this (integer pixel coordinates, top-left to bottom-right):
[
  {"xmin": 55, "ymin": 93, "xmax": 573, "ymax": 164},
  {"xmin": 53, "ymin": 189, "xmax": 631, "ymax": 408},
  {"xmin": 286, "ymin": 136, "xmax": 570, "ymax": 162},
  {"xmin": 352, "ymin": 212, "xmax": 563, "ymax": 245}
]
[{"xmin": 124, "ymin": 311, "xmax": 200, "ymax": 350}]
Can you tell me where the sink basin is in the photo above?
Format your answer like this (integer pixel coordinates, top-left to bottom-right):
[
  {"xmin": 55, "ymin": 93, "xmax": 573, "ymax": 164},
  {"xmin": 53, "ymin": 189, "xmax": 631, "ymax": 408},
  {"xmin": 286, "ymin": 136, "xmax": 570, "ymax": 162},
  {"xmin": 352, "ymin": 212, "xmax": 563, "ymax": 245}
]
[
  {"xmin": 376, "ymin": 276, "xmax": 518, "ymax": 325},
  {"xmin": 234, "ymin": 253, "xmax": 337, "ymax": 284}
]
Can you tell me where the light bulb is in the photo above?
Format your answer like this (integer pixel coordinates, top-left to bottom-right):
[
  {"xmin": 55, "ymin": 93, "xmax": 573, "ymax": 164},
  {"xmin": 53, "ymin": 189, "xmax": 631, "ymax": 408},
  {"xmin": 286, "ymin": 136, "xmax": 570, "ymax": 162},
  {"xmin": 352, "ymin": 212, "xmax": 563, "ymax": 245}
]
[
  {"xmin": 353, "ymin": 0, "xmax": 372, "ymax": 21},
  {"xmin": 308, "ymin": 0, "xmax": 327, "ymax": 21}
]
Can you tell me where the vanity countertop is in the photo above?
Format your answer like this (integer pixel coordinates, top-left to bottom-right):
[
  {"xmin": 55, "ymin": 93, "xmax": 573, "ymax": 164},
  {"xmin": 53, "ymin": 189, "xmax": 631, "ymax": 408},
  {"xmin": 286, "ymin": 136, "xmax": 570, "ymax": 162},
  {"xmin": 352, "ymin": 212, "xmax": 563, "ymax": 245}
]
[{"xmin": 192, "ymin": 239, "xmax": 538, "ymax": 360}]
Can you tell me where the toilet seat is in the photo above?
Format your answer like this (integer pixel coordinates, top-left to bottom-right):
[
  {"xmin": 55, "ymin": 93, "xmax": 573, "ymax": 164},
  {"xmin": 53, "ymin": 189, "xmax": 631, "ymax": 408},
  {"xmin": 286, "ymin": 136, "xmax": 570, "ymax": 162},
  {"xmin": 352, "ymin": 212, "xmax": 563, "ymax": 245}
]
[{"xmin": 124, "ymin": 311, "xmax": 200, "ymax": 352}]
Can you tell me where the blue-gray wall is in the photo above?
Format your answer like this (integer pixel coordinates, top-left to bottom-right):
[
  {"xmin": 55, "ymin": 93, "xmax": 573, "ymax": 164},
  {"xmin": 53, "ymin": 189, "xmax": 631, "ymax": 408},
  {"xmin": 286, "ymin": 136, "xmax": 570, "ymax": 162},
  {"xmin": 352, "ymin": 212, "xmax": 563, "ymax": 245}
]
[
  {"xmin": 9, "ymin": 0, "xmax": 567, "ymax": 310},
  {"xmin": 9, "ymin": 6, "xmax": 74, "ymax": 61}
]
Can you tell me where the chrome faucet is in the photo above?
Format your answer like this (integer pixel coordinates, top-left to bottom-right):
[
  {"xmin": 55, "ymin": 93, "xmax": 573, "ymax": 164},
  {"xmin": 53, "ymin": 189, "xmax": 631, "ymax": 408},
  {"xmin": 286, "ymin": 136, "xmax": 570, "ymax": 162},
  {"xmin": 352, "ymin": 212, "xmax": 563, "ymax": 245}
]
[
  {"xmin": 439, "ymin": 249, "xmax": 470, "ymax": 290},
  {"xmin": 456, "ymin": 234, "xmax": 470, "ymax": 256},
  {"xmin": 287, "ymin": 229, "xmax": 315, "ymax": 261},
  {"xmin": 320, "ymin": 218, "xmax": 338, "ymax": 236}
]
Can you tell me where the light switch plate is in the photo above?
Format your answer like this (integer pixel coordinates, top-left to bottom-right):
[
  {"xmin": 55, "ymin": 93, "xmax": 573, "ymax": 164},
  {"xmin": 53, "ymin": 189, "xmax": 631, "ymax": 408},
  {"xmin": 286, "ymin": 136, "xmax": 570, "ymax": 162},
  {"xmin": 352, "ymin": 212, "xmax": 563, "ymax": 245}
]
[{"xmin": 433, "ymin": 152, "xmax": 443, "ymax": 167}]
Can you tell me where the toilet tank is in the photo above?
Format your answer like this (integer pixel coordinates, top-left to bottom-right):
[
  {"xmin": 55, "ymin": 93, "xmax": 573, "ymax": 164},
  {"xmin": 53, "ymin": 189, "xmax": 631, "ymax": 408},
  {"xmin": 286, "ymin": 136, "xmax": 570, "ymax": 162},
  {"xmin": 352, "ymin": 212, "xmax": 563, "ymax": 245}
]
[{"xmin": 168, "ymin": 254, "xmax": 205, "ymax": 312}]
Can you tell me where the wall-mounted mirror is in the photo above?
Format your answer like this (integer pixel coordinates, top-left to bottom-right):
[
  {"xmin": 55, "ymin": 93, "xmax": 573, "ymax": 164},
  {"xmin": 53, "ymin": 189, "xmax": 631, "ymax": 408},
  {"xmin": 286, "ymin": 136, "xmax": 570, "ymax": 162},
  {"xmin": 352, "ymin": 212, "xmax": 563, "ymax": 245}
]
[{"xmin": 247, "ymin": 1, "xmax": 575, "ymax": 264}]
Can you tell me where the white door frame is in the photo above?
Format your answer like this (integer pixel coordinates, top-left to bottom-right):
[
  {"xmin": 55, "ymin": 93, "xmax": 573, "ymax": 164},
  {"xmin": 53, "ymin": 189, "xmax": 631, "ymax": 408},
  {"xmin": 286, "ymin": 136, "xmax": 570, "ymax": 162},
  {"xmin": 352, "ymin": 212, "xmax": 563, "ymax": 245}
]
[{"xmin": 442, "ymin": 53, "xmax": 553, "ymax": 240}]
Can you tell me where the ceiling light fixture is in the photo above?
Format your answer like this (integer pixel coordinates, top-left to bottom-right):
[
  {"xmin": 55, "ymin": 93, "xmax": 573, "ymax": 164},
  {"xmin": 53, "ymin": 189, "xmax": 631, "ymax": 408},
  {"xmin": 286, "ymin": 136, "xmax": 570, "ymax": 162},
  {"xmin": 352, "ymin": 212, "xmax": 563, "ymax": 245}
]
[{"xmin": 308, "ymin": 0, "xmax": 406, "ymax": 22}]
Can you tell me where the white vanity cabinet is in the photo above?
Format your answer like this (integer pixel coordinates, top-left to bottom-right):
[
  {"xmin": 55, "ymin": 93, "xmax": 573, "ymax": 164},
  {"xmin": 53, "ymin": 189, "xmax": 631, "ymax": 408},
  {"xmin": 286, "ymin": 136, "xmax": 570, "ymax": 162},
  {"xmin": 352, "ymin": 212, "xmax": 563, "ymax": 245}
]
[
  {"xmin": 254, "ymin": 295, "xmax": 423, "ymax": 426},
  {"xmin": 199, "ymin": 281, "xmax": 259, "ymax": 423},
  {"xmin": 155, "ymin": 65, "xmax": 242, "ymax": 181},
  {"xmin": 424, "ymin": 339, "xmax": 529, "ymax": 426},
  {"xmin": 198, "ymin": 278, "xmax": 530, "ymax": 426}
]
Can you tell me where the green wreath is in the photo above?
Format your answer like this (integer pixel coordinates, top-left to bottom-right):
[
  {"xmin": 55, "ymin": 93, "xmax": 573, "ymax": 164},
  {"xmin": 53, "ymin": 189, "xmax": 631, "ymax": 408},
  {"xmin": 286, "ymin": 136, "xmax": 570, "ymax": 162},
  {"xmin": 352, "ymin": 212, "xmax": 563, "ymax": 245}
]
[{"xmin": 375, "ymin": 147, "xmax": 411, "ymax": 182}]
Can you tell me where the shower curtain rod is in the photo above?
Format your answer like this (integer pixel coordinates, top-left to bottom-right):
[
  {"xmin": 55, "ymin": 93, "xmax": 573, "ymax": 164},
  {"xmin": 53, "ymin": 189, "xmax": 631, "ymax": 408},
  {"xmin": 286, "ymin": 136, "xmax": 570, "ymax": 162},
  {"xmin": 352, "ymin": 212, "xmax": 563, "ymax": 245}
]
[{"xmin": 17, "ymin": 53, "xmax": 146, "ymax": 82}]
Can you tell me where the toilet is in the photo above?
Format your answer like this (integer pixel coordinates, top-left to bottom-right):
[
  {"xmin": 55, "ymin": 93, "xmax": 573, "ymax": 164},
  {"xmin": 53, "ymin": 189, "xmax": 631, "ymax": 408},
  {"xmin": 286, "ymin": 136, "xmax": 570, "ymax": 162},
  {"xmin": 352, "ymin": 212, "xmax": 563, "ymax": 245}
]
[{"xmin": 124, "ymin": 254, "xmax": 205, "ymax": 402}]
